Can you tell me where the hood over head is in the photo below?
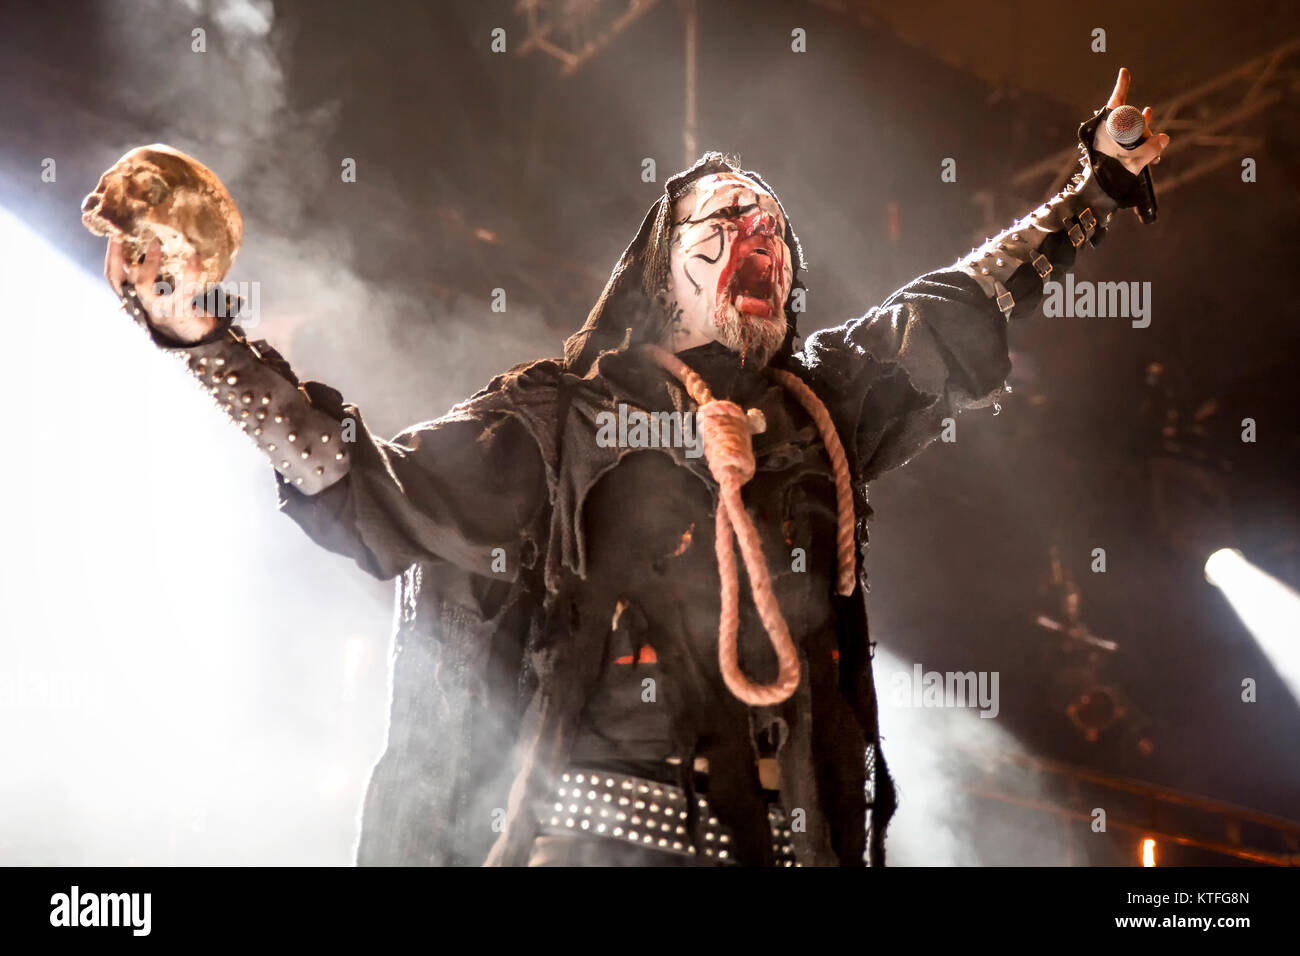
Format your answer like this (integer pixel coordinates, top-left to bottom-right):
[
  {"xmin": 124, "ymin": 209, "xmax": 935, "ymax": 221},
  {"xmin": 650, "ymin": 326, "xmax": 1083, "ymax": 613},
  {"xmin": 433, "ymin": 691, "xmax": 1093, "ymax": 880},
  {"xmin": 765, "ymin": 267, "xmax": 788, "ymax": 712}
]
[{"xmin": 562, "ymin": 152, "xmax": 807, "ymax": 376}]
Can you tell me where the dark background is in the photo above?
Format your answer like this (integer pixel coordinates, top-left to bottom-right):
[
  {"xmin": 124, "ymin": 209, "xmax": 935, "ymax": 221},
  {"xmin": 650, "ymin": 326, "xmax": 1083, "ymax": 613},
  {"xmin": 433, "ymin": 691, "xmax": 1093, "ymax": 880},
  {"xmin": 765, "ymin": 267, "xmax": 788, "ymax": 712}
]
[{"xmin": 0, "ymin": 0, "xmax": 1296, "ymax": 865}]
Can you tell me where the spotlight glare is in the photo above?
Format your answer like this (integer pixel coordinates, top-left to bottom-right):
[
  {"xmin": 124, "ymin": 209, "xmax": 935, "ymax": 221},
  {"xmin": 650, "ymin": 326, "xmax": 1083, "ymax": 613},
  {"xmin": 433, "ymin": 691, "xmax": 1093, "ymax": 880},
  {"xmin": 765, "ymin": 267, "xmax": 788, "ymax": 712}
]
[{"xmin": 1203, "ymin": 547, "xmax": 1300, "ymax": 705}]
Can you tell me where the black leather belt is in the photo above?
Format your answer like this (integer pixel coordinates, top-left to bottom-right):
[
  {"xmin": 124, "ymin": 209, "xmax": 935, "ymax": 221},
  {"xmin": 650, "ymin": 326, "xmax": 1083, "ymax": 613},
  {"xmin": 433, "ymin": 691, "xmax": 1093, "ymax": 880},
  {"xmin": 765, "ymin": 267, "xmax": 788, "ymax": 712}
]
[{"xmin": 535, "ymin": 768, "xmax": 800, "ymax": 866}]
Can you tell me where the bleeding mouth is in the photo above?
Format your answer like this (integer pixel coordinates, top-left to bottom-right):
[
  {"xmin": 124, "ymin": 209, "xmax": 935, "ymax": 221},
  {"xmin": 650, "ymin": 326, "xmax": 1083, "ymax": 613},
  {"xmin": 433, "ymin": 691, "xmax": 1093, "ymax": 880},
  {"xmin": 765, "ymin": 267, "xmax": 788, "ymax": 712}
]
[{"xmin": 726, "ymin": 236, "xmax": 778, "ymax": 318}]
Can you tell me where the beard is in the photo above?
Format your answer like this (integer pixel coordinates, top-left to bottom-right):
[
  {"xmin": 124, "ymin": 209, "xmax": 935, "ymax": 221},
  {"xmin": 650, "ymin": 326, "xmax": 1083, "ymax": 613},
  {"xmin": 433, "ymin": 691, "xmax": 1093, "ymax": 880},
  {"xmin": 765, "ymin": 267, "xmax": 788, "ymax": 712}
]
[{"xmin": 713, "ymin": 301, "xmax": 787, "ymax": 367}]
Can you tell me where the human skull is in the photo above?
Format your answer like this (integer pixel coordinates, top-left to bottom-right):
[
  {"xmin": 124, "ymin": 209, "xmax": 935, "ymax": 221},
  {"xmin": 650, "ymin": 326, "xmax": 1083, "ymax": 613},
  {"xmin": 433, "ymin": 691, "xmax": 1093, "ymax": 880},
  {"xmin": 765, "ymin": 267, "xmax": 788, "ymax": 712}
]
[{"xmin": 81, "ymin": 143, "xmax": 243, "ymax": 290}]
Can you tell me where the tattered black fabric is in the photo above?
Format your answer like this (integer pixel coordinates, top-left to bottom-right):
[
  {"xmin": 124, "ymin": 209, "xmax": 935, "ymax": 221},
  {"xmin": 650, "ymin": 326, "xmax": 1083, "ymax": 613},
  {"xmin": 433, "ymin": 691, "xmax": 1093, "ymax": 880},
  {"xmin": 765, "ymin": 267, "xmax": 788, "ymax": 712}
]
[{"xmin": 274, "ymin": 155, "xmax": 1015, "ymax": 866}]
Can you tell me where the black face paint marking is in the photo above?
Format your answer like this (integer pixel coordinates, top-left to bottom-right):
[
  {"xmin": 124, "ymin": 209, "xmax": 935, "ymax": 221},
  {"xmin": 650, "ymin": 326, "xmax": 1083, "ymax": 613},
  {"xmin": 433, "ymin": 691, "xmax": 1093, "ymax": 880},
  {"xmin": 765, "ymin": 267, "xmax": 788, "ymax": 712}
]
[
  {"xmin": 674, "ymin": 202, "xmax": 758, "ymax": 228},
  {"xmin": 682, "ymin": 262, "xmax": 702, "ymax": 295},
  {"xmin": 692, "ymin": 226, "xmax": 725, "ymax": 264},
  {"xmin": 681, "ymin": 225, "xmax": 725, "ymax": 295}
]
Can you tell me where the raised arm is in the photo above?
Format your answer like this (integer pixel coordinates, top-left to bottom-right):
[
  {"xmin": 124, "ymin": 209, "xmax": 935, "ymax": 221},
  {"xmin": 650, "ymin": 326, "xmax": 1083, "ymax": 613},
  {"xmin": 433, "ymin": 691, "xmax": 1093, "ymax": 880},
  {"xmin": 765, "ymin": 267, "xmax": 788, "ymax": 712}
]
[
  {"xmin": 106, "ymin": 238, "xmax": 552, "ymax": 583},
  {"xmin": 793, "ymin": 68, "xmax": 1169, "ymax": 481}
]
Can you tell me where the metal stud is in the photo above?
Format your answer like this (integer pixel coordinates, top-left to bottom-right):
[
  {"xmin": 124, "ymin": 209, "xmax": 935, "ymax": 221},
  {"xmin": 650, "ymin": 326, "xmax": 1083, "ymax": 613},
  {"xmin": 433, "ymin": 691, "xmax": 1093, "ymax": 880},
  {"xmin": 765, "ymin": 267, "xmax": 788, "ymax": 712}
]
[{"xmin": 287, "ymin": 433, "xmax": 296, "ymax": 442}]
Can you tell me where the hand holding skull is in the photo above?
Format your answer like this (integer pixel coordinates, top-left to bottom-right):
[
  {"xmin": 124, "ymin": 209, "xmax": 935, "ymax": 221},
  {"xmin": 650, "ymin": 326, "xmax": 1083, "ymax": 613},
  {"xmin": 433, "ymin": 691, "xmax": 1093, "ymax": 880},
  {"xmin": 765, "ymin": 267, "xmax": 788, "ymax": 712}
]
[{"xmin": 85, "ymin": 144, "xmax": 243, "ymax": 344}]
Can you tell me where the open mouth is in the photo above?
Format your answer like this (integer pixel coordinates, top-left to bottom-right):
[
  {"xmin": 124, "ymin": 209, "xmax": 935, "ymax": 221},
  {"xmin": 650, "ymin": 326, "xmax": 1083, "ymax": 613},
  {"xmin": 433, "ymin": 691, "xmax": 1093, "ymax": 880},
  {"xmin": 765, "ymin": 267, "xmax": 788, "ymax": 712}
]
[{"xmin": 728, "ymin": 237, "xmax": 779, "ymax": 318}]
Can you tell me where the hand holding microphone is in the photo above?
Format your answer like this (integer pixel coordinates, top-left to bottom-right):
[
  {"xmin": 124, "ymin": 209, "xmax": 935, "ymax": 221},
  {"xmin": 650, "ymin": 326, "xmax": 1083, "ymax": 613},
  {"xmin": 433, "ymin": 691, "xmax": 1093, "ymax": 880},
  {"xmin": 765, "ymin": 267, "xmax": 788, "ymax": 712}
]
[{"xmin": 1089, "ymin": 68, "xmax": 1171, "ymax": 224}]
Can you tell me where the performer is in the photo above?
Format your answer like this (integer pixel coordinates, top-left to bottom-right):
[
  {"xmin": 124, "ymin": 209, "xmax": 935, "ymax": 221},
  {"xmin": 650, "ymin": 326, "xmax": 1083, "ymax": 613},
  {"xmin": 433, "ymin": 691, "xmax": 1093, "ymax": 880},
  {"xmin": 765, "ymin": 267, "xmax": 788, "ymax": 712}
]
[{"xmin": 101, "ymin": 69, "xmax": 1167, "ymax": 866}]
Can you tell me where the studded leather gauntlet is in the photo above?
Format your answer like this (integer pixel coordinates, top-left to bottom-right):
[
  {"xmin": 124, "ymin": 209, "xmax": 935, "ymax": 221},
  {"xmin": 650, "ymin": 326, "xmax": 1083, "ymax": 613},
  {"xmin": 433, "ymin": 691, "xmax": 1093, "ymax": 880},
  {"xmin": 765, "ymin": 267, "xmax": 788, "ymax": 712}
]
[
  {"xmin": 120, "ymin": 287, "xmax": 351, "ymax": 496},
  {"xmin": 953, "ymin": 109, "xmax": 1134, "ymax": 321}
]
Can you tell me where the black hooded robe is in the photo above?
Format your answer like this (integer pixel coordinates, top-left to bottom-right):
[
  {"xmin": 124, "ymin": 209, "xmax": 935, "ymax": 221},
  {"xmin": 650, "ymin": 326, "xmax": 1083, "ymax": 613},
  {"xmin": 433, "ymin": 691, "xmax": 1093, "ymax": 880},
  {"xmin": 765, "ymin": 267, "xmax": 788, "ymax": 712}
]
[{"xmin": 270, "ymin": 158, "xmax": 1046, "ymax": 866}]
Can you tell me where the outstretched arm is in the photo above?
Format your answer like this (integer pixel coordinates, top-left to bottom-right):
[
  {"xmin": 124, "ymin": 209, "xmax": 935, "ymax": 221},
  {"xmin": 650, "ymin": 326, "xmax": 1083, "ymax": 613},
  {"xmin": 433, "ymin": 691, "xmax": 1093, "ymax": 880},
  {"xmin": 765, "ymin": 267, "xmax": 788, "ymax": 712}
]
[
  {"xmin": 794, "ymin": 68, "xmax": 1169, "ymax": 481},
  {"xmin": 107, "ymin": 239, "xmax": 551, "ymax": 583}
]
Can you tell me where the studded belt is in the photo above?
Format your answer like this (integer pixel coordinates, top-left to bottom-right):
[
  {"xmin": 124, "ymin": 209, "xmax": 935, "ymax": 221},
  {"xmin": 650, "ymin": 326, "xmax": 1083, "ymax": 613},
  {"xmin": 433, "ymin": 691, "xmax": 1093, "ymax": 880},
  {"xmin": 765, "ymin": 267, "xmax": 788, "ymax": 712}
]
[{"xmin": 536, "ymin": 768, "xmax": 799, "ymax": 866}]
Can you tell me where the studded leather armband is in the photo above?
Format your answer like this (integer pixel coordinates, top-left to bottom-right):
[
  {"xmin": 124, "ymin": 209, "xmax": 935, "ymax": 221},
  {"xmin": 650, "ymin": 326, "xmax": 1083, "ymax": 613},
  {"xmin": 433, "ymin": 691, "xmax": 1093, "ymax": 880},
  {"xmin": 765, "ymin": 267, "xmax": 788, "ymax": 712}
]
[
  {"xmin": 954, "ymin": 163, "xmax": 1119, "ymax": 321},
  {"xmin": 120, "ymin": 287, "xmax": 351, "ymax": 495}
]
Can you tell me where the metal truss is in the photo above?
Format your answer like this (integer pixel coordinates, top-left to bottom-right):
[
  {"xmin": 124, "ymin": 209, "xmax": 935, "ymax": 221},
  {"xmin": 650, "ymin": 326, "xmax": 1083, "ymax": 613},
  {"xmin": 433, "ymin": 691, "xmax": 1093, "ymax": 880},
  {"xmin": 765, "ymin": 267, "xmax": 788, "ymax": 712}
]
[
  {"xmin": 958, "ymin": 746, "xmax": 1300, "ymax": 866},
  {"xmin": 515, "ymin": 0, "xmax": 661, "ymax": 77},
  {"xmin": 1013, "ymin": 36, "xmax": 1300, "ymax": 205}
]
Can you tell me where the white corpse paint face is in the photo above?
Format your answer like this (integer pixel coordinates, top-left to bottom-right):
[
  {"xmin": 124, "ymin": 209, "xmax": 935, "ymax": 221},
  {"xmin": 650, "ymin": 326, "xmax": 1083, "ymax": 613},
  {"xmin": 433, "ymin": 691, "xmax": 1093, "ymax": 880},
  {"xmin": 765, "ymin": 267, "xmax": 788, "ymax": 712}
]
[{"xmin": 664, "ymin": 172, "xmax": 794, "ymax": 366}]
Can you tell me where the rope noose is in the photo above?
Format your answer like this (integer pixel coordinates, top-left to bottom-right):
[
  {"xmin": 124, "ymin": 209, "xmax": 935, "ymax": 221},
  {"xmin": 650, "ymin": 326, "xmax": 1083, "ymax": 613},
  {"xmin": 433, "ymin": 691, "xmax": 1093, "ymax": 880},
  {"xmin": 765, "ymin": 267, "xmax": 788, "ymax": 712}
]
[{"xmin": 643, "ymin": 345, "xmax": 856, "ymax": 707}]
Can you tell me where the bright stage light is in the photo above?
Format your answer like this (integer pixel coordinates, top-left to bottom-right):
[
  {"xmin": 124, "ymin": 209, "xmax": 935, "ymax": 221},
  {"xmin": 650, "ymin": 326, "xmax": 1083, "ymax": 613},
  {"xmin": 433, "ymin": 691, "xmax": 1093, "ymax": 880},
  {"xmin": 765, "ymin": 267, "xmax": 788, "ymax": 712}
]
[
  {"xmin": 1204, "ymin": 548, "xmax": 1300, "ymax": 705},
  {"xmin": 0, "ymin": 204, "xmax": 386, "ymax": 864},
  {"xmin": 1141, "ymin": 837, "xmax": 1157, "ymax": 867}
]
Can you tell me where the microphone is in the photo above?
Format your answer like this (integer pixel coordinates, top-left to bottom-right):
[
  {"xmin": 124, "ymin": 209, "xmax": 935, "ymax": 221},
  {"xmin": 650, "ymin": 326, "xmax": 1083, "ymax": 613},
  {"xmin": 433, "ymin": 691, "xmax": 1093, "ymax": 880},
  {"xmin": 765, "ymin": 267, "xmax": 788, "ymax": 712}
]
[{"xmin": 1105, "ymin": 105, "xmax": 1158, "ymax": 224}]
